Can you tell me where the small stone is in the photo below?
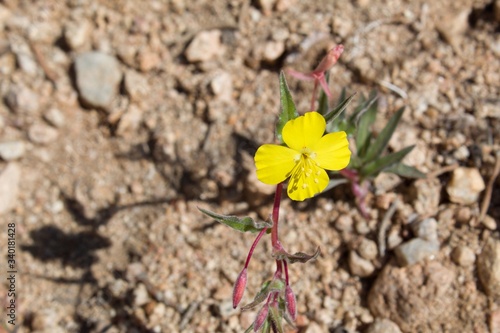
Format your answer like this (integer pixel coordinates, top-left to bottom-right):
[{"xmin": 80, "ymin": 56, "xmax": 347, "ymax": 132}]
[
  {"xmin": 435, "ymin": 9, "xmax": 470, "ymax": 48},
  {"xmin": 394, "ymin": 238, "xmax": 439, "ymax": 266},
  {"xmin": 28, "ymin": 124, "xmax": 58, "ymax": 144},
  {"xmin": 262, "ymin": 40, "xmax": 285, "ymax": 62},
  {"xmin": 185, "ymin": 30, "xmax": 224, "ymax": 63},
  {"xmin": 43, "ymin": 108, "xmax": 66, "ymax": 128},
  {"xmin": 451, "ymin": 246, "xmax": 475, "ymax": 267},
  {"xmin": 256, "ymin": 0, "xmax": 276, "ymax": 15},
  {"xmin": 411, "ymin": 178, "xmax": 441, "ymax": 215},
  {"xmin": 348, "ymin": 250, "xmax": 375, "ymax": 277},
  {"xmin": 481, "ymin": 215, "xmax": 497, "ymax": 230},
  {"xmin": 477, "ymin": 238, "xmax": 500, "ymax": 297},
  {"xmin": 455, "ymin": 207, "xmax": 471, "ymax": 224},
  {"xmin": 210, "ymin": 71, "xmax": 233, "ymax": 101},
  {"xmin": 358, "ymin": 238, "xmax": 378, "ymax": 261},
  {"xmin": 355, "ymin": 219, "xmax": 371, "ymax": 235},
  {"xmin": 0, "ymin": 163, "xmax": 21, "ymax": 214},
  {"xmin": 0, "ymin": 141, "xmax": 25, "ymax": 161},
  {"xmin": 446, "ymin": 167, "xmax": 485, "ymax": 205},
  {"xmin": 335, "ymin": 214, "xmax": 353, "ymax": 232},
  {"xmin": 124, "ymin": 70, "xmax": 150, "ymax": 102},
  {"xmin": 137, "ymin": 49, "xmax": 161, "ymax": 72},
  {"xmin": 64, "ymin": 20, "xmax": 91, "ymax": 50},
  {"xmin": 4, "ymin": 86, "xmax": 40, "ymax": 114},
  {"xmin": 116, "ymin": 104, "xmax": 143, "ymax": 135},
  {"xmin": 411, "ymin": 218, "xmax": 438, "ymax": 243},
  {"xmin": 387, "ymin": 228, "xmax": 403, "ymax": 249},
  {"xmin": 74, "ymin": 52, "xmax": 122, "ymax": 110},
  {"xmin": 366, "ymin": 318, "xmax": 403, "ymax": 333},
  {"xmin": 133, "ymin": 283, "xmax": 150, "ymax": 307},
  {"xmin": 373, "ymin": 172, "xmax": 401, "ymax": 195}
]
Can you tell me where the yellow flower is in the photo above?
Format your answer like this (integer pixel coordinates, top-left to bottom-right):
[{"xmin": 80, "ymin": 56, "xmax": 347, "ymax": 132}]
[{"xmin": 254, "ymin": 111, "xmax": 351, "ymax": 201}]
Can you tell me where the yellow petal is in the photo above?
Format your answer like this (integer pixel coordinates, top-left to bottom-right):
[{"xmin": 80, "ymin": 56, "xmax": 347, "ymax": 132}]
[
  {"xmin": 287, "ymin": 157, "xmax": 329, "ymax": 201},
  {"xmin": 255, "ymin": 144, "xmax": 298, "ymax": 185},
  {"xmin": 311, "ymin": 131, "xmax": 351, "ymax": 171},
  {"xmin": 282, "ymin": 112, "xmax": 325, "ymax": 151}
]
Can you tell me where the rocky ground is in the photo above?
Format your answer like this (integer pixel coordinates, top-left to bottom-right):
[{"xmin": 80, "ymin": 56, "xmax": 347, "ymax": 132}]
[{"xmin": 0, "ymin": 0, "xmax": 499, "ymax": 332}]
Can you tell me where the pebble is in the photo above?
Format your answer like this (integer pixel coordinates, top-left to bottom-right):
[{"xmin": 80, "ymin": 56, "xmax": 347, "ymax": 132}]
[
  {"xmin": 64, "ymin": 20, "xmax": 91, "ymax": 50},
  {"xmin": 0, "ymin": 163, "xmax": 21, "ymax": 214},
  {"xmin": 4, "ymin": 86, "xmax": 40, "ymax": 114},
  {"xmin": 0, "ymin": 141, "xmax": 25, "ymax": 161},
  {"xmin": 394, "ymin": 238, "xmax": 439, "ymax": 266},
  {"xmin": 446, "ymin": 167, "xmax": 485, "ymax": 205},
  {"xmin": 185, "ymin": 30, "xmax": 224, "ymax": 63},
  {"xmin": 411, "ymin": 178, "xmax": 440, "ymax": 215},
  {"xmin": 365, "ymin": 318, "xmax": 402, "ymax": 333},
  {"xmin": 74, "ymin": 52, "xmax": 122, "ymax": 110},
  {"xmin": 116, "ymin": 104, "xmax": 143, "ymax": 135},
  {"xmin": 348, "ymin": 250, "xmax": 375, "ymax": 277},
  {"xmin": 481, "ymin": 215, "xmax": 497, "ymax": 230},
  {"xmin": 358, "ymin": 238, "xmax": 378, "ymax": 261},
  {"xmin": 133, "ymin": 283, "xmax": 150, "ymax": 307},
  {"xmin": 43, "ymin": 108, "xmax": 66, "ymax": 128},
  {"xmin": 210, "ymin": 71, "xmax": 233, "ymax": 101},
  {"xmin": 477, "ymin": 238, "xmax": 500, "ymax": 297},
  {"xmin": 411, "ymin": 218, "xmax": 438, "ymax": 243},
  {"xmin": 28, "ymin": 124, "xmax": 59, "ymax": 145},
  {"xmin": 335, "ymin": 214, "xmax": 353, "ymax": 232},
  {"xmin": 137, "ymin": 49, "xmax": 161, "ymax": 72},
  {"xmin": 262, "ymin": 40, "xmax": 285, "ymax": 63},
  {"xmin": 124, "ymin": 70, "xmax": 150, "ymax": 102},
  {"xmin": 451, "ymin": 246, "xmax": 475, "ymax": 267}
]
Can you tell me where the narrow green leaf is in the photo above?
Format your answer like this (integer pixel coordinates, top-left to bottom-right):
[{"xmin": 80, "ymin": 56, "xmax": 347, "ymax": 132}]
[
  {"xmin": 317, "ymin": 72, "xmax": 329, "ymax": 116},
  {"xmin": 385, "ymin": 163, "xmax": 426, "ymax": 178},
  {"xmin": 198, "ymin": 207, "xmax": 272, "ymax": 233},
  {"xmin": 244, "ymin": 324, "xmax": 254, "ymax": 333},
  {"xmin": 276, "ymin": 71, "xmax": 298, "ymax": 143},
  {"xmin": 323, "ymin": 92, "xmax": 356, "ymax": 124},
  {"xmin": 241, "ymin": 281, "xmax": 273, "ymax": 311},
  {"xmin": 323, "ymin": 178, "xmax": 349, "ymax": 192},
  {"xmin": 355, "ymin": 92, "xmax": 378, "ymax": 157},
  {"xmin": 269, "ymin": 306, "xmax": 284, "ymax": 333},
  {"xmin": 363, "ymin": 107, "xmax": 405, "ymax": 163},
  {"xmin": 361, "ymin": 145, "xmax": 415, "ymax": 178}
]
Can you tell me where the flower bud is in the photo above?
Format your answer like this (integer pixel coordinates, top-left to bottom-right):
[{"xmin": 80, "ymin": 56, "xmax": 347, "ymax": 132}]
[
  {"xmin": 253, "ymin": 304, "xmax": 269, "ymax": 332},
  {"xmin": 314, "ymin": 45, "xmax": 344, "ymax": 73},
  {"xmin": 233, "ymin": 268, "xmax": 247, "ymax": 308},
  {"xmin": 285, "ymin": 285, "xmax": 297, "ymax": 321}
]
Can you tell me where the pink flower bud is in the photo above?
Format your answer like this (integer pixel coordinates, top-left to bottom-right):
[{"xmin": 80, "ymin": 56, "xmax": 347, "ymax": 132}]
[
  {"xmin": 285, "ymin": 285, "xmax": 297, "ymax": 321},
  {"xmin": 314, "ymin": 45, "xmax": 344, "ymax": 73},
  {"xmin": 253, "ymin": 304, "xmax": 269, "ymax": 332},
  {"xmin": 233, "ymin": 268, "xmax": 247, "ymax": 308}
]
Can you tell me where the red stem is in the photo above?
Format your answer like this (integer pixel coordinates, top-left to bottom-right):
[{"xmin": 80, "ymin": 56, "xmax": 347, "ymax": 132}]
[{"xmin": 244, "ymin": 227, "xmax": 267, "ymax": 269}]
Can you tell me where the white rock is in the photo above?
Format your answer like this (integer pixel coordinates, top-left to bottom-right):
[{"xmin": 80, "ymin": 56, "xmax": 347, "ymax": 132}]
[
  {"xmin": 358, "ymin": 238, "xmax": 378, "ymax": 261},
  {"xmin": 28, "ymin": 124, "xmax": 59, "ymax": 144},
  {"xmin": 43, "ymin": 108, "xmax": 66, "ymax": 128},
  {"xmin": 446, "ymin": 167, "xmax": 485, "ymax": 205},
  {"xmin": 262, "ymin": 40, "xmax": 285, "ymax": 62},
  {"xmin": 210, "ymin": 71, "xmax": 233, "ymax": 101},
  {"xmin": 0, "ymin": 141, "xmax": 25, "ymax": 161},
  {"xmin": 124, "ymin": 70, "xmax": 150, "ymax": 102},
  {"xmin": 411, "ymin": 218, "xmax": 438, "ymax": 243},
  {"xmin": 451, "ymin": 246, "xmax": 475, "ymax": 267},
  {"xmin": 64, "ymin": 20, "xmax": 91, "ymax": 50},
  {"xmin": 185, "ymin": 30, "xmax": 224, "ymax": 63},
  {"xmin": 394, "ymin": 238, "xmax": 439, "ymax": 266},
  {"xmin": 477, "ymin": 238, "xmax": 500, "ymax": 297},
  {"xmin": 0, "ymin": 163, "xmax": 21, "ymax": 214},
  {"xmin": 5, "ymin": 86, "xmax": 40, "ymax": 114},
  {"xmin": 349, "ymin": 250, "xmax": 375, "ymax": 277}
]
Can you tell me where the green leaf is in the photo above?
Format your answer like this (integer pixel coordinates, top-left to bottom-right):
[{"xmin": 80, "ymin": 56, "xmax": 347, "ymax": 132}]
[
  {"xmin": 324, "ymin": 92, "xmax": 356, "ymax": 124},
  {"xmin": 269, "ymin": 305, "xmax": 284, "ymax": 333},
  {"xmin": 361, "ymin": 145, "xmax": 415, "ymax": 178},
  {"xmin": 276, "ymin": 71, "xmax": 298, "ymax": 143},
  {"xmin": 385, "ymin": 163, "xmax": 425, "ymax": 178},
  {"xmin": 355, "ymin": 92, "xmax": 378, "ymax": 157},
  {"xmin": 323, "ymin": 178, "xmax": 349, "ymax": 192},
  {"xmin": 241, "ymin": 281, "xmax": 272, "ymax": 310},
  {"xmin": 317, "ymin": 72, "xmax": 329, "ymax": 116},
  {"xmin": 244, "ymin": 324, "xmax": 254, "ymax": 333},
  {"xmin": 362, "ymin": 107, "xmax": 405, "ymax": 163},
  {"xmin": 273, "ymin": 247, "xmax": 321, "ymax": 264},
  {"xmin": 198, "ymin": 207, "xmax": 272, "ymax": 233}
]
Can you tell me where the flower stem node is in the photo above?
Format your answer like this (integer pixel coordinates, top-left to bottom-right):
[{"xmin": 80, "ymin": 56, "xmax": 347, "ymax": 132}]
[{"xmin": 255, "ymin": 111, "xmax": 351, "ymax": 201}]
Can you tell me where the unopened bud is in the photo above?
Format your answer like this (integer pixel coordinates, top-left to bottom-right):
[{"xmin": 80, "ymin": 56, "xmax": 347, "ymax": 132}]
[
  {"xmin": 233, "ymin": 268, "xmax": 248, "ymax": 308},
  {"xmin": 314, "ymin": 45, "xmax": 344, "ymax": 73},
  {"xmin": 253, "ymin": 304, "xmax": 269, "ymax": 332},
  {"xmin": 285, "ymin": 285, "xmax": 297, "ymax": 321}
]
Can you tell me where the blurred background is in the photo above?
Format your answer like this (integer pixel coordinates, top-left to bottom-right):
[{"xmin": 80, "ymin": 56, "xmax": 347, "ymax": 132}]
[{"xmin": 0, "ymin": 0, "xmax": 499, "ymax": 332}]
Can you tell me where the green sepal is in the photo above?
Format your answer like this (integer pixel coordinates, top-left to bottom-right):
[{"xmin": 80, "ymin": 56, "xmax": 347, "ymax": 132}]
[
  {"xmin": 273, "ymin": 247, "xmax": 321, "ymax": 264},
  {"xmin": 198, "ymin": 207, "xmax": 272, "ymax": 233},
  {"xmin": 384, "ymin": 162, "xmax": 425, "ymax": 178},
  {"xmin": 241, "ymin": 279, "xmax": 285, "ymax": 311},
  {"xmin": 362, "ymin": 107, "xmax": 405, "ymax": 163},
  {"xmin": 262, "ymin": 319, "xmax": 271, "ymax": 333},
  {"xmin": 360, "ymin": 145, "xmax": 415, "ymax": 178},
  {"xmin": 269, "ymin": 305, "xmax": 284, "ymax": 333},
  {"xmin": 276, "ymin": 71, "xmax": 298, "ymax": 144}
]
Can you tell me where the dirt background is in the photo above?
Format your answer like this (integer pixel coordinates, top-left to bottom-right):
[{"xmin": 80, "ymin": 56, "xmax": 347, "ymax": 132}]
[{"xmin": 1, "ymin": 0, "xmax": 499, "ymax": 332}]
